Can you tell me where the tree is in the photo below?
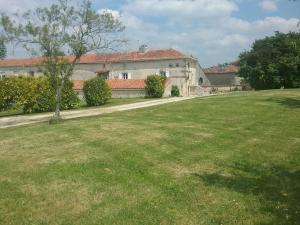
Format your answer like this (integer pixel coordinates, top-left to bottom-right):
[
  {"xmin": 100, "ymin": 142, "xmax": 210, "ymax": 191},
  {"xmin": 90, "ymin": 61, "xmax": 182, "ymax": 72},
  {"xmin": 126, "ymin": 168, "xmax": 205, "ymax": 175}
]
[
  {"xmin": 0, "ymin": 38, "xmax": 6, "ymax": 59},
  {"xmin": 238, "ymin": 32, "xmax": 300, "ymax": 90},
  {"xmin": 0, "ymin": 0, "xmax": 125, "ymax": 118}
]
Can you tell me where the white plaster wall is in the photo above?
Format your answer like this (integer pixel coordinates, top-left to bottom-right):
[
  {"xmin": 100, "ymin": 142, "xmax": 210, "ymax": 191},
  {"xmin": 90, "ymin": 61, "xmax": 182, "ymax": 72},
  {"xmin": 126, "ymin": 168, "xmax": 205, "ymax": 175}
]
[
  {"xmin": 0, "ymin": 58, "xmax": 196, "ymax": 81},
  {"xmin": 77, "ymin": 89, "xmax": 145, "ymax": 99},
  {"xmin": 112, "ymin": 90, "xmax": 146, "ymax": 98}
]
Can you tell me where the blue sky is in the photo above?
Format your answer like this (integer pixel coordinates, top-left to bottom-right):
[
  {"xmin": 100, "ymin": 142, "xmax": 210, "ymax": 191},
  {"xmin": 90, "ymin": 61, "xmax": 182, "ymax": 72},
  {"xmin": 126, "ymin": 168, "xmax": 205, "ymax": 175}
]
[{"xmin": 1, "ymin": 0, "xmax": 299, "ymax": 67}]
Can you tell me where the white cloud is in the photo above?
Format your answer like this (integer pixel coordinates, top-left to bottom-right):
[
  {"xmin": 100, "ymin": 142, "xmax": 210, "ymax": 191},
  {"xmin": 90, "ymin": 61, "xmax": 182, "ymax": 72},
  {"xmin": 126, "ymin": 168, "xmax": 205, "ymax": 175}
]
[
  {"xmin": 259, "ymin": 0, "xmax": 278, "ymax": 12},
  {"xmin": 253, "ymin": 17, "xmax": 299, "ymax": 32},
  {"xmin": 116, "ymin": 0, "xmax": 299, "ymax": 66},
  {"xmin": 0, "ymin": 0, "xmax": 55, "ymax": 13},
  {"xmin": 98, "ymin": 9, "xmax": 121, "ymax": 19},
  {"xmin": 120, "ymin": 13, "xmax": 299, "ymax": 66},
  {"xmin": 123, "ymin": 0, "xmax": 238, "ymax": 19}
]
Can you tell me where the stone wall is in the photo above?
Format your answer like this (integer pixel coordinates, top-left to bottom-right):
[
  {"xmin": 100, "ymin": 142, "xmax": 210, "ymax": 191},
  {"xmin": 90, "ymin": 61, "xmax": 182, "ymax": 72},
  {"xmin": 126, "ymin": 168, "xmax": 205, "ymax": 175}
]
[
  {"xmin": 77, "ymin": 89, "xmax": 146, "ymax": 99},
  {"xmin": 205, "ymin": 73, "xmax": 241, "ymax": 87}
]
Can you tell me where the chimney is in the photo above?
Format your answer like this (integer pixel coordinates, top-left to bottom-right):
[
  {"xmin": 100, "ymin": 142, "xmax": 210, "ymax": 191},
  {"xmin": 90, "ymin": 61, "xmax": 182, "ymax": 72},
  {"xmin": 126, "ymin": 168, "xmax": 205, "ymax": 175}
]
[{"xmin": 139, "ymin": 44, "xmax": 148, "ymax": 53}]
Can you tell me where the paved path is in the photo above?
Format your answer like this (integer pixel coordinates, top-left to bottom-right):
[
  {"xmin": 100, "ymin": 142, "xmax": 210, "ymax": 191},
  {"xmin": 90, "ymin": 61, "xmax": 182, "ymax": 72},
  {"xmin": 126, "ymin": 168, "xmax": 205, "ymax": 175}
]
[{"xmin": 0, "ymin": 96, "xmax": 197, "ymax": 129}]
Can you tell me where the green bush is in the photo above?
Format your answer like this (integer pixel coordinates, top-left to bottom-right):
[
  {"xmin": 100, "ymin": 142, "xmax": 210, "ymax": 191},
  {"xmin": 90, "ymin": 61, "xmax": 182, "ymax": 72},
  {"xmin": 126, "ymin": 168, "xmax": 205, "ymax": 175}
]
[
  {"xmin": 0, "ymin": 76, "xmax": 79, "ymax": 113},
  {"xmin": 83, "ymin": 77, "xmax": 112, "ymax": 106},
  {"xmin": 31, "ymin": 78, "xmax": 79, "ymax": 112},
  {"xmin": 171, "ymin": 85, "xmax": 180, "ymax": 97},
  {"xmin": 60, "ymin": 80, "xmax": 80, "ymax": 110},
  {"xmin": 0, "ymin": 77, "xmax": 14, "ymax": 111},
  {"xmin": 31, "ymin": 77, "xmax": 56, "ymax": 113},
  {"xmin": 0, "ymin": 76, "xmax": 37, "ymax": 112},
  {"xmin": 145, "ymin": 75, "xmax": 165, "ymax": 98}
]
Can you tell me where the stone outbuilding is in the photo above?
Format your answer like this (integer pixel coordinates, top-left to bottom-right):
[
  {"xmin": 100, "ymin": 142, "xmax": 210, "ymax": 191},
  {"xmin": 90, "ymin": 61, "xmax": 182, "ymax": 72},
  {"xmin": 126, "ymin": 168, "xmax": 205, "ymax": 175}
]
[{"xmin": 203, "ymin": 62, "xmax": 243, "ymax": 91}]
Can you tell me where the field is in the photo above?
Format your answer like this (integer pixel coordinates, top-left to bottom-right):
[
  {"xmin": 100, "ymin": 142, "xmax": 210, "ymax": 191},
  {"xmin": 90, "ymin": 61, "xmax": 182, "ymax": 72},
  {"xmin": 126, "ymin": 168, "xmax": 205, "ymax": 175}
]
[{"xmin": 0, "ymin": 89, "xmax": 299, "ymax": 225}]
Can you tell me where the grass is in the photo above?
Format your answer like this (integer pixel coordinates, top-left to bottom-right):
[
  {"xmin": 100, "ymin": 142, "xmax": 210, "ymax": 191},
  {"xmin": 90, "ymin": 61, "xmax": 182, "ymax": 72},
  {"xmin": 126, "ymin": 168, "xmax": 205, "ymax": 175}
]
[
  {"xmin": 0, "ymin": 97, "xmax": 150, "ymax": 118},
  {"xmin": 78, "ymin": 97, "xmax": 153, "ymax": 109},
  {"xmin": 0, "ymin": 89, "xmax": 299, "ymax": 225}
]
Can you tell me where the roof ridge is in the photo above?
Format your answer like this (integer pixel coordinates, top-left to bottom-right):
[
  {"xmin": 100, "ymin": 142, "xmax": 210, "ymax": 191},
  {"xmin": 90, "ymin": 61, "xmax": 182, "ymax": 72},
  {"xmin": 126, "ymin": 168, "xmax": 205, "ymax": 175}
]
[{"xmin": 0, "ymin": 48, "xmax": 195, "ymax": 68}]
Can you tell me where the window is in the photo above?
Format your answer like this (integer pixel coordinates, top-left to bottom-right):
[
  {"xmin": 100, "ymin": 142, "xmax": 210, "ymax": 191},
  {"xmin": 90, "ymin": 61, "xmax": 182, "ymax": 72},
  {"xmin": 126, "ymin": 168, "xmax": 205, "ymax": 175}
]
[
  {"xmin": 122, "ymin": 72, "xmax": 128, "ymax": 80},
  {"xmin": 169, "ymin": 63, "xmax": 173, "ymax": 68},
  {"xmin": 198, "ymin": 77, "xmax": 204, "ymax": 86},
  {"xmin": 176, "ymin": 63, "xmax": 180, "ymax": 67},
  {"xmin": 187, "ymin": 62, "xmax": 190, "ymax": 68},
  {"xmin": 160, "ymin": 70, "xmax": 166, "ymax": 78}
]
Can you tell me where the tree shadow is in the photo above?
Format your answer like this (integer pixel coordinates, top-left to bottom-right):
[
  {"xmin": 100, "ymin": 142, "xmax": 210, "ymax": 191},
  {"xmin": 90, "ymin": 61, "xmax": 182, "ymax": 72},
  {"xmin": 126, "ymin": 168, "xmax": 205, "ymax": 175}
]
[
  {"xmin": 192, "ymin": 161, "xmax": 300, "ymax": 225},
  {"xmin": 269, "ymin": 97, "xmax": 300, "ymax": 109}
]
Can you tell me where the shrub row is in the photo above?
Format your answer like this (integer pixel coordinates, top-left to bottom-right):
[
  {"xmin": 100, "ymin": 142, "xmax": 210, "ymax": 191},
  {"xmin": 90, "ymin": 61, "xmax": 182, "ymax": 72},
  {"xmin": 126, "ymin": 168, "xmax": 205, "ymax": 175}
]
[
  {"xmin": 0, "ymin": 74, "xmax": 174, "ymax": 114},
  {"xmin": 0, "ymin": 76, "xmax": 80, "ymax": 113}
]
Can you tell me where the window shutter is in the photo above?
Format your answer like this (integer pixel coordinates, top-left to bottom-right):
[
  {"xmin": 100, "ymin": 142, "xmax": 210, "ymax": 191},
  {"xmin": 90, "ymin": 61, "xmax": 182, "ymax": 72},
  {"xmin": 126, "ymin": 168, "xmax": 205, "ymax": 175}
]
[
  {"xmin": 128, "ymin": 73, "xmax": 132, "ymax": 79},
  {"xmin": 166, "ymin": 71, "xmax": 170, "ymax": 77}
]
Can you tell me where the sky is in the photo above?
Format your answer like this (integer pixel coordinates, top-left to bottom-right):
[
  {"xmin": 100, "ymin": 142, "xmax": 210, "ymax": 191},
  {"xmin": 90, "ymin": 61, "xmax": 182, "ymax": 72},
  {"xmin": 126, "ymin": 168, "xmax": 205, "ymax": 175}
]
[{"xmin": 0, "ymin": 0, "xmax": 299, "ymax": 67}]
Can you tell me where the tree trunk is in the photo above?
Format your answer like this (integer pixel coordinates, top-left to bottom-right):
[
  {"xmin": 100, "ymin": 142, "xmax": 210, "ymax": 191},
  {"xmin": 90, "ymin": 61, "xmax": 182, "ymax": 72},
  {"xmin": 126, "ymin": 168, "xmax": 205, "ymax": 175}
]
[{"xmin": 54, "ymin": 85, "xmax": 63, "ymax": 118}]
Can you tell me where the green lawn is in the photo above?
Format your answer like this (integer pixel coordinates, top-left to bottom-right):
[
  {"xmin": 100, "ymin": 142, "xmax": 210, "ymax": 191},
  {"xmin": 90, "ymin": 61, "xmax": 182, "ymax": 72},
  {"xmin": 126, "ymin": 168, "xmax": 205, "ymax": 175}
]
[
  {"xmin": 0, "ymin": 89, "xmax": 299, "ymax": 225},
  {"xmin": 0, "ymin": 97, "xmax": 150, "ymax": 118}
]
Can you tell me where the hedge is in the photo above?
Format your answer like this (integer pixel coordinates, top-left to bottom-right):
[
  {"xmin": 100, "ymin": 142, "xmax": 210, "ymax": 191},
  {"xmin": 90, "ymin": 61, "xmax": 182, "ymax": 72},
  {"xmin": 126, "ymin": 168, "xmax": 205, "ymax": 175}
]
[{"xmin": 0, "ymin": 76, "xmax": 80, "ymax": 113}]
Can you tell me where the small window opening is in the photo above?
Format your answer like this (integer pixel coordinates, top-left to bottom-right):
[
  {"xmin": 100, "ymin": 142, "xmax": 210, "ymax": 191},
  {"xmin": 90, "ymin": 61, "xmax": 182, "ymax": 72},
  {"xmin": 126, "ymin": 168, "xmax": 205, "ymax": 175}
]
[
  {"xmin": 122, "ymin": 72, "xmax": 128, "ymax": 80},
  {"xmin": 198, "ymin": 77, "xmax": 204, "ymax": 86}
]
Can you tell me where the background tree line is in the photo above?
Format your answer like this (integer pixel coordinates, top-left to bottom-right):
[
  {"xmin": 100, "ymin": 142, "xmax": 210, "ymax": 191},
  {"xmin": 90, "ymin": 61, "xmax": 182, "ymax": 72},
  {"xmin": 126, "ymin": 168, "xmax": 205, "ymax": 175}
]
[{"xmin": 239, "ymin": 32, "xmax": 300, "ymax": 90}]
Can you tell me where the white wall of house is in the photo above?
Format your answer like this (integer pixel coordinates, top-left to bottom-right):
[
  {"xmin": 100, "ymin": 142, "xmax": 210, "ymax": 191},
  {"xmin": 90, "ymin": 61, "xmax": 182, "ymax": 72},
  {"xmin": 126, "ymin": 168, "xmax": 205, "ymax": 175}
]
[{"xmin": 0, "ymin": 58, "xmax": 208, "ymax": 97}]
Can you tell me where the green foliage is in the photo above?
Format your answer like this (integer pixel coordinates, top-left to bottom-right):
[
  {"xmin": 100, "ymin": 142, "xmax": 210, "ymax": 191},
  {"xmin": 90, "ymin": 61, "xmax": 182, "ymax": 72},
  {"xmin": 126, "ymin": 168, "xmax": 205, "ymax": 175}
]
[
  {"xmin": 83, "ymin": 77, "xmax": 112, "ymax": 106},
  {"xmin": 0, "ymin": 76, "xmax": 79, "ymax": 113},
  {"xmin": 145, "ymin": 75, "xmax": 165, "ymax": 98},
  {"xmin": 0, "ymin": 38, "xmax": 6, "ymax": 59},
  {"xmin": 0, "ymin": 76, "xmax": 36, "ymax": 112},
  {"xmin": 171, "ymin": 85, "xmax": 180, "ymax": 97},
  {"xmin": 239, "ymin": 32, "xmax": 300, "ymax": 90},
  {"xmin": 32, "ymin": 78, "xmax": 56, "ymax": 113},
  {"xmin": 60, "ymin": 80, "xmax": 80, "ymax": 110}
]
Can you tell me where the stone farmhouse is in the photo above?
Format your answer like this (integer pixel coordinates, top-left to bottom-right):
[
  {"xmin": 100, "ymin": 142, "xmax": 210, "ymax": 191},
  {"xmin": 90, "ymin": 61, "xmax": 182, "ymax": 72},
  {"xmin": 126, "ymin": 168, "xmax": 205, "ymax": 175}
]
[
  {"xmin": 0, "ymin": 48, "xmax": 209, "ymax": 98},
  {"xmin": 203, "ymin": 62, "xmax": 242, "ymax": 91}
]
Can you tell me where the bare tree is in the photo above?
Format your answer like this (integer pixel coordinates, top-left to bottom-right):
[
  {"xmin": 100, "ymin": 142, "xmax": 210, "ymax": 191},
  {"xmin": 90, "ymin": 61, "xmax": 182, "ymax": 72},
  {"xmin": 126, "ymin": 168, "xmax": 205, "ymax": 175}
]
[{"xmin": 0, "ymin": 0, "xmax": 125, "ymax": 118}]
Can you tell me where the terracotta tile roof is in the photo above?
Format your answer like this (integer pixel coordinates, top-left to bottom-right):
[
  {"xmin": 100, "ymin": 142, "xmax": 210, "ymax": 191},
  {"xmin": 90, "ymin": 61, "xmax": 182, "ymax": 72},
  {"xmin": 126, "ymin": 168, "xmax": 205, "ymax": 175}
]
[
  {"xmin": 204, "ymin": 64, "xmax": 239, "ymax": 74},
  {"xmin": 0, "ymin": 49, "xmax": 195, "ymax": 68},
  {"xmin": 73, "ymin": 79, "xmax": 145, "ymax": 91},
  {"xmin": 107, "ymin": 79, "xmax": 145, "ymax": 90}
]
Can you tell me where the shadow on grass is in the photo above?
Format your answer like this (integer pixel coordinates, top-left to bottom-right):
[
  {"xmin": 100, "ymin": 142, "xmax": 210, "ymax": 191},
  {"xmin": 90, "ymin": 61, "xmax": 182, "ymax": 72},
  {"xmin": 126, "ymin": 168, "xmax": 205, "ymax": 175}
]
[
  {"xmin": 269, "ymin": 97, "xmax": 300, "ymax": 109},
  {"xmin": 192, "ymin": 162, "xmax": 300, "ymax": 225}
]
